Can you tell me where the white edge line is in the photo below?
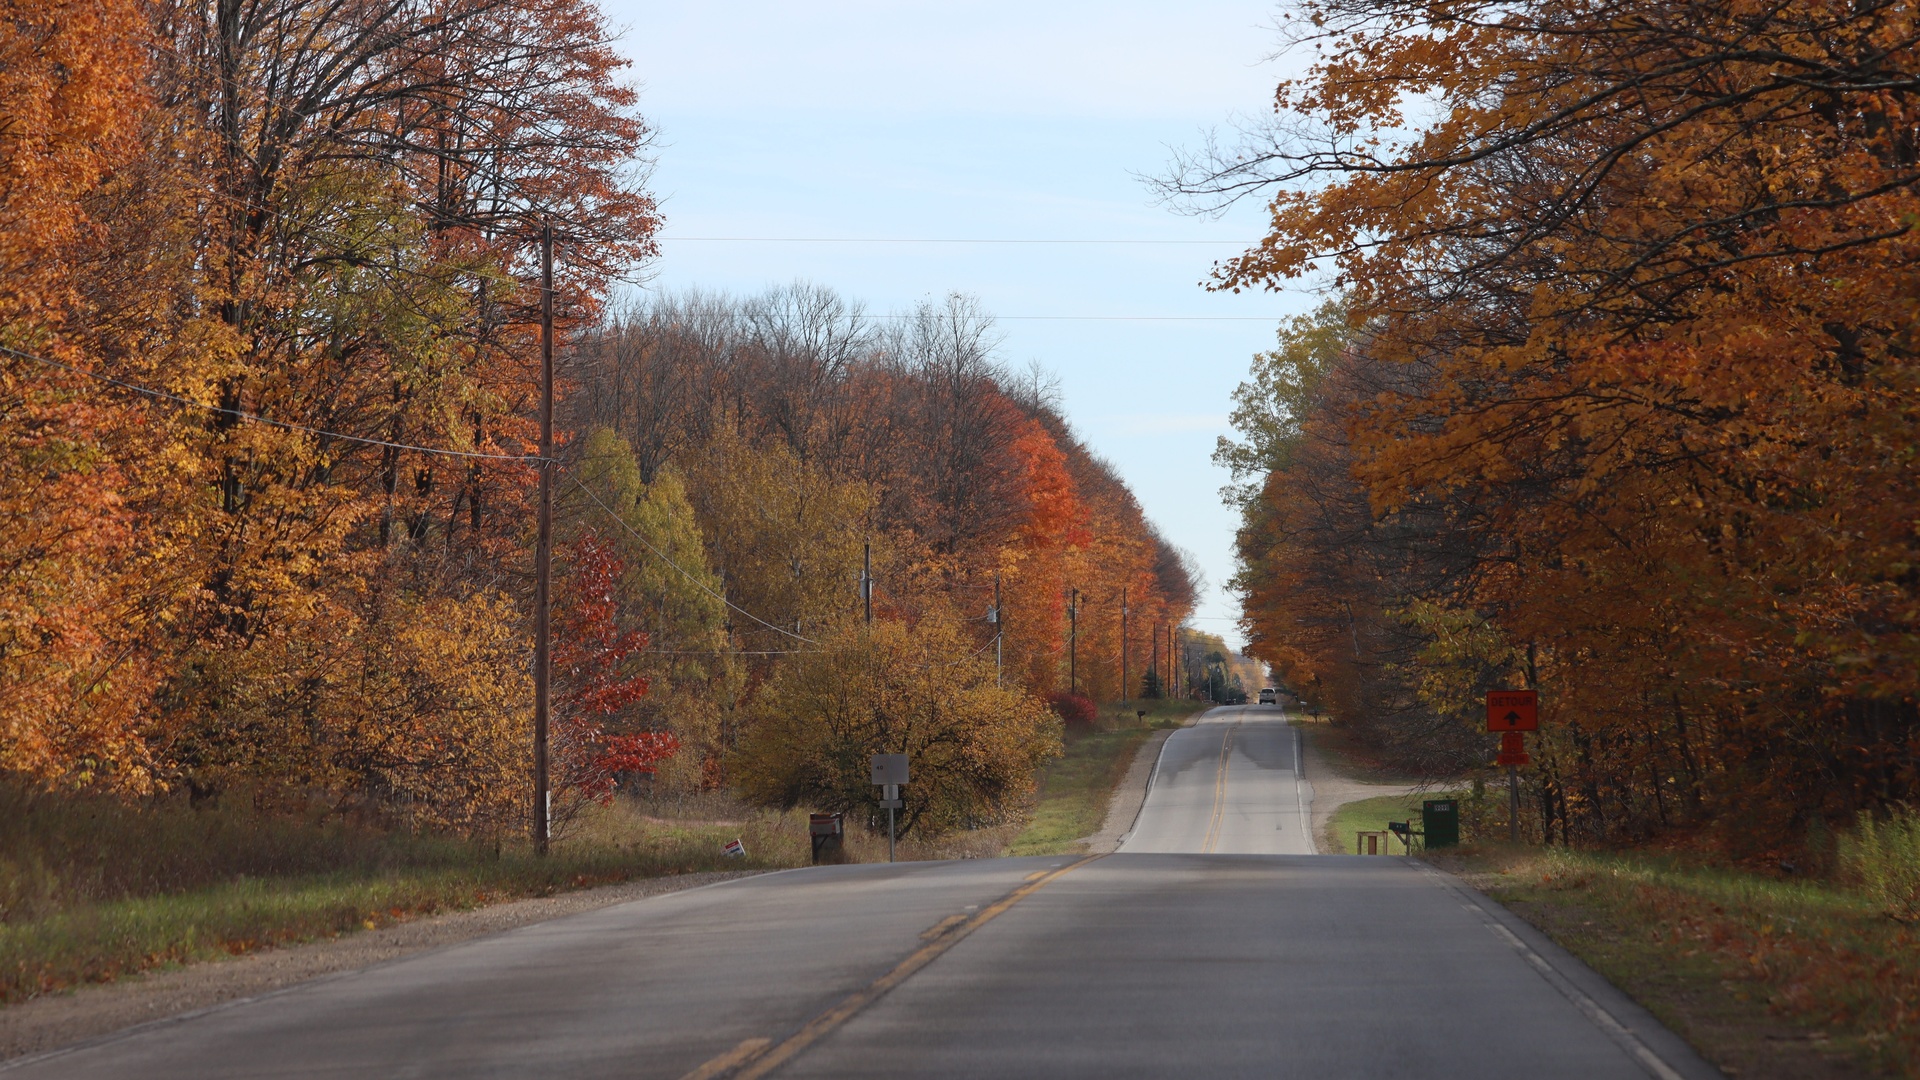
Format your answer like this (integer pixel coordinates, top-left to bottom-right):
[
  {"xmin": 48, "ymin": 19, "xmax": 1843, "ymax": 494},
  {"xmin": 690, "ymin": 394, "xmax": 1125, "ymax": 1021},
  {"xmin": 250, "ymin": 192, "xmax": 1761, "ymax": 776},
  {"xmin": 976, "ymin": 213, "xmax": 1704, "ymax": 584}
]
[
  {"xmin": 1118, "ymin": 705, "xmax": 1217, "ymax": 850},
  {"xmin": 1116, "ymin": 731, "xmax": 1171, "ymax": 850},
  {"xmin": 1414, "ymin": 864, "xmax": 1692, "ymax": 1080},
  {"xmin": 1293, "ymin": 725, "xmax": 1317, "ymax": 855}
]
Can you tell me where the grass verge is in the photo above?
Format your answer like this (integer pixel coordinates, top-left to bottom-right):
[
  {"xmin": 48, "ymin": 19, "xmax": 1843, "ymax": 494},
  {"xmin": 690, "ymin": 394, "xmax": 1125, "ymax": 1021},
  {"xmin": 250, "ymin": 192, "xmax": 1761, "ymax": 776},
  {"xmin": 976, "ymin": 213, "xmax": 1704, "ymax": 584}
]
[
  {"xmin": 1328, "ymin": 793, "xmax": 1431, "ymax": 855},
  {"xmin": 1, "ymin": 794, "xmax": 807, "ymax": 1005},
  {"xmin": 1006, "ymin": 698, "xmax": 1201, "ymax": 857},
  {"xmin": 1435, "ymin": 844, "xmax": 1914, "ymax": 1080}
]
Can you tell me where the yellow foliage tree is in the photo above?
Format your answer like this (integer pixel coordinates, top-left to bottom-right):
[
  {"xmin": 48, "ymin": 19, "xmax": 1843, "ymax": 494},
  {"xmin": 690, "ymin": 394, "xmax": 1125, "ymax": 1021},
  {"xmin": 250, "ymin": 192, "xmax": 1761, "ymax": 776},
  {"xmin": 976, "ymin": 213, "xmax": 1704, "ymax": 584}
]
[{"xmin": 732, "ymin": 614, "xmax": 1060, "ymax": 837}]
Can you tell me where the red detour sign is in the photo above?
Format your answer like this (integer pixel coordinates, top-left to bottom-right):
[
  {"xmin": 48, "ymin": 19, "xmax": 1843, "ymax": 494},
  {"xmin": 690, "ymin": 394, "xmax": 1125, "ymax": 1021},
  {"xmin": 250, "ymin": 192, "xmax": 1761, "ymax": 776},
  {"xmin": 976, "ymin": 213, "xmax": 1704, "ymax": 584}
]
[
  {"xmin": 1485, "ymin": 690, "xmax": 1539, "ymax": 732},
  {"xmin": 1495, "ymin": 731, "xmax": 1531, "ymax": 766}
]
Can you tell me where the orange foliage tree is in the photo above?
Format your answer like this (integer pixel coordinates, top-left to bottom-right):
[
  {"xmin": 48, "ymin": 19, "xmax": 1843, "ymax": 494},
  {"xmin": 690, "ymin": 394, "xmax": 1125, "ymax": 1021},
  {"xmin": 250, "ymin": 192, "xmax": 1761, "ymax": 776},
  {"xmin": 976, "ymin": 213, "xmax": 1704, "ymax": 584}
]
[
  {"xmin": 0, "ymin": 0, "xmax": 208, "ymax": 790},
  {"xmin": 0, "ymin": 0, "xmax": 662, "ymax": 836},
  {"xmin": 1204, "ymin": 0, "xmax": 1920, "ymax": 843}
]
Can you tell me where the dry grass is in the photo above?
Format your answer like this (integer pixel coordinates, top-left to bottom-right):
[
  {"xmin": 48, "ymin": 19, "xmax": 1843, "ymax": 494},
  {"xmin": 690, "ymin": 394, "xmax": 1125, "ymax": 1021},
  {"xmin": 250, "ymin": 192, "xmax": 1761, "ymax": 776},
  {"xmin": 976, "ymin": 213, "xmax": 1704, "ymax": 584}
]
[
  {"xmin": 1840, "ymin": 808, "xmax": 1920, "ymax": 923},
  {"xmin": 0, "ymin": 784, "xmax": 809, "ymax": 1004},
  {"xmin": 1439, "ymin": 842, "xmax": 1917, "ymax": 1079}
]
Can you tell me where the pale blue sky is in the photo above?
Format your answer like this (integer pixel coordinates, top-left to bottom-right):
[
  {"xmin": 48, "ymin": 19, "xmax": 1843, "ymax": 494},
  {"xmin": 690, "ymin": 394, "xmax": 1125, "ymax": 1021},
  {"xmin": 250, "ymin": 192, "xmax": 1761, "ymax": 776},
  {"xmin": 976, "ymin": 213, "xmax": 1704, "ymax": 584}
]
[{"xmin": 597, "ymin": 2, "xmax": 1319, "ymax": 645}]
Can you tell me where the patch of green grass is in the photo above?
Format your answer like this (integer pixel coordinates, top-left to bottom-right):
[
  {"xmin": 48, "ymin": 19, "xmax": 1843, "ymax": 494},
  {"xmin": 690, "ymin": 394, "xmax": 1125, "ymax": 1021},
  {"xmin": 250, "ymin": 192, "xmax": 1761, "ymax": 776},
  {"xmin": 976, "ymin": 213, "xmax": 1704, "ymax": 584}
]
[
  {"xmin": 0, "ymin": 790, "xmax": 808, "ymax": 1004},
  {"xmin": 1007, "ymin": 728, "xmax": 1156, "ymax": 856},
  {"xmin": 1094, "ymin": 697, "xmax": 1207, "ymax": 729},
  {"xmin": 1328, "ymin": 793, "xmax": 1430, "ymax": 855},
  {"xmin": 1007, "ymin": 700, "xmax": 1201, "ymax": 857}
]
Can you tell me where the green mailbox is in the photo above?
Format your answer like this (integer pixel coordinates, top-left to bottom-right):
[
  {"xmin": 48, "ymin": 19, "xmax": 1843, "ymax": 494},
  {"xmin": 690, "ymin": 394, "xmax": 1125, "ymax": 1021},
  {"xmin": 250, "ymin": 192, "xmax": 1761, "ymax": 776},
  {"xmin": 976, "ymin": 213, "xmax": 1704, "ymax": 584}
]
[{"xmin": 1423, "ymin": 799, "xmax": 1460, "ymax": 848}]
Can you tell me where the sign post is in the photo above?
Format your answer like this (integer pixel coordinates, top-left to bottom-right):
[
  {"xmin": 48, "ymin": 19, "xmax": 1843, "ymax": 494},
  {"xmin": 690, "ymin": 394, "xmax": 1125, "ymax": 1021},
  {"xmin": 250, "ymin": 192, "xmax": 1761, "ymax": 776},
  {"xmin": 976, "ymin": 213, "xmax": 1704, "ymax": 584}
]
[
  {"xmin": 1486, "ymin": 690, "xmax": 1538, "ymax": 843},
  {"xmin": 870, "ymin": 754, "xmax": 909, "ymax": 862}
]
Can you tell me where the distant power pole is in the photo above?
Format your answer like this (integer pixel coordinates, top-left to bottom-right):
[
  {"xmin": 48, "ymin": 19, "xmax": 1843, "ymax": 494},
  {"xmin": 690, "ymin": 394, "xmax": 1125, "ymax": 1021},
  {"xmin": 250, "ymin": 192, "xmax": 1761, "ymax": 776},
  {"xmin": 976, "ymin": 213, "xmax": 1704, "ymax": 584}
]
[
  {"xmin": 993, "ymin": 572, "xmax": 1003, "ymax": 687},
  {"xmin": 863, "ymin": 541, "xmax": 872, "ymax": 624},
  {"xmin": 532, "ymin": 223, "xmax": 554, "ymax": 857},
  {"xmin": 1120, "ymin": 586, "xmax": 1129, "ymax": 704},
  {"xmin": 1150, "ymin": 623, "xmax": 1159, "ymax": 697},
  {"xmin": 1167, "ymin": 622, "xmax": 1182, "ymax": 699}
]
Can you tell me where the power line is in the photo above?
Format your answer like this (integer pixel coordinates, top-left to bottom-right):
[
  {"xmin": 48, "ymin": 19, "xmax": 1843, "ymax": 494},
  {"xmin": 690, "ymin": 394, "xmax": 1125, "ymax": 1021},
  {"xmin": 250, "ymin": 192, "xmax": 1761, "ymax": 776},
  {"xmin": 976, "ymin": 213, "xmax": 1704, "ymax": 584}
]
[
  {"xmin": 3, "ymin": 338, "xmax": 906, "ymax": 658},
  {"xmin": 638, "ymin": 648, "xmax": 824, "ymax": 656},
  {"xmin": 566, "ymin": 468, "xmax": 826, "ymax": 646},
  {"xmin": 863, "ymin": 315, "xmax": 1279, "ymax": 322},
  {"xmin": 0, "ymin": 342, "xmax": 549, "ymax": 464},
  {"xmin": 570, "ymin": 468, "xmax": 1012, "ymax": 667},
  {"xmin": 662, "ymin": 237, "xmax": 1256, "ymax": 245}
]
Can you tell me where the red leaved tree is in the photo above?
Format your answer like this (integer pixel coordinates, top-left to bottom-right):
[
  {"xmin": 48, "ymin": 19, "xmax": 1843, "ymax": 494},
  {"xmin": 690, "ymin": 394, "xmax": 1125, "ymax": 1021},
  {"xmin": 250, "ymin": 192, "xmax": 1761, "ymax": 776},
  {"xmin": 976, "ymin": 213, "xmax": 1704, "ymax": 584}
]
[{"xmin": 552, "ymin": 531, "xmax": 676, "ymax": 822}]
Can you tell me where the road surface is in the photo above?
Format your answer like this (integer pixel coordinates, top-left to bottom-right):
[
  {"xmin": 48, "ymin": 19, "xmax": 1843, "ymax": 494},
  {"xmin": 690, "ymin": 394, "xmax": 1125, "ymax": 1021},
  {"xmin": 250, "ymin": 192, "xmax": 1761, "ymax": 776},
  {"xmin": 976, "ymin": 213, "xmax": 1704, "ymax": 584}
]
[
  {"xmin": 5, "ymin": 706, "xmax": 1720, "ymax": 1079},
  {"xmin": 1119, "ymin": 704, "xmax": 1315, "ymax": 854}
]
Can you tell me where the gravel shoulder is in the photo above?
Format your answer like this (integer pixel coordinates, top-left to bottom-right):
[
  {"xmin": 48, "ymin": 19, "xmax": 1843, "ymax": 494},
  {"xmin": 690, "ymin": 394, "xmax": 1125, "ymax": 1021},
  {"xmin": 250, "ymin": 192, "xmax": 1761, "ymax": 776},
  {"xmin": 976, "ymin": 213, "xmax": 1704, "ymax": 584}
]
[
  {"xmin": 1080, "ymin": 726, "xmax": 1180, "ymax": 852},
  {"xmin": 1294, "ymin": 720, "xmax": 1425, "ymax": 850},
  {"xmin": 0, "ymin": 870, "xmax": 765, "ymax": 1064}
]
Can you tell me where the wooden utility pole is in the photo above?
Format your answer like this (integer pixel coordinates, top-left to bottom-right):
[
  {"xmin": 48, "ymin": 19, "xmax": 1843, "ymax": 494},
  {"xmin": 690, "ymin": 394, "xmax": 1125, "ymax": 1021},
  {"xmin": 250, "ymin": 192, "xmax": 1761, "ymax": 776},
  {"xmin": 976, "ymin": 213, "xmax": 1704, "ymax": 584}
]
[
  {"xmin": 1167, "ymin": 622, "xmax": 1182, "ymax": 699},
  {"xmin": 1068, "ymin": 588, "xmax": 1078, "ymax": 694},
  {"xmin": 532, "ymin": 224, "xmax": 554, "ymax": 856},
  {"xmin": 863, "ymin": 541, "xmax": 872, "ymax": 624},
  {"xmin": 1120, "ymin": 587, "xmax": 1129, "ymax": 703}
]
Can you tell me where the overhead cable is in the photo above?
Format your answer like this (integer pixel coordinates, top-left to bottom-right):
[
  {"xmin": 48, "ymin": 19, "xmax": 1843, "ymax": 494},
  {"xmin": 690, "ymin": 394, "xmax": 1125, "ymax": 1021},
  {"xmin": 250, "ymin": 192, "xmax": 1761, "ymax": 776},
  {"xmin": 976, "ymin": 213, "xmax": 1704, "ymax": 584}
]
[
  {"xmin": 0, "ymin": 342, "xmax": 549, "ymax": 464},
  {"xmin": 662, "ymin": 237, "xmax": 1255, "ymax": 245},
  {"xmin": 566, "ymin": 468, "xmax": 826, "ymax": 646}
]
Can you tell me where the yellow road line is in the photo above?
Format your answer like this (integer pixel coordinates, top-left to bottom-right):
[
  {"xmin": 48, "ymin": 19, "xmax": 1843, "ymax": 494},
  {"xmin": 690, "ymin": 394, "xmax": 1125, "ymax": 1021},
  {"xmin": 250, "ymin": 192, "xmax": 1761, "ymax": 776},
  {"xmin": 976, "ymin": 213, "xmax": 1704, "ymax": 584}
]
[
  {"xmin": 680, "ymin": 1038, "xmax": 772, "ymax": 1080},
  {"xmin": 682, "ymin": 856, "xmax": 1102, "ymax": 1080},
  {"xmin": 1202, "ymin": 724, "xmax": 1237, "ymax": 853},
  {"xmin": 918, "ymin": 913, "xmax": 968, "ymax": 940}
]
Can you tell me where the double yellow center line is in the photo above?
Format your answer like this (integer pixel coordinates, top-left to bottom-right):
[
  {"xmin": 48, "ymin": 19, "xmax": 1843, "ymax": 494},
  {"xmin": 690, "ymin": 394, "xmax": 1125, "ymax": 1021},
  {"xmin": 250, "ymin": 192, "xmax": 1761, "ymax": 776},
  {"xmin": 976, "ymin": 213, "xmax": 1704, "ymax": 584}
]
[
  {"xmin": 1202, "ymin": 723, "xmax": 1238, "ymax": 854},
  {"xmin": 683, "ymin": 855, "xmax": 1104, "ymax": 1080}
]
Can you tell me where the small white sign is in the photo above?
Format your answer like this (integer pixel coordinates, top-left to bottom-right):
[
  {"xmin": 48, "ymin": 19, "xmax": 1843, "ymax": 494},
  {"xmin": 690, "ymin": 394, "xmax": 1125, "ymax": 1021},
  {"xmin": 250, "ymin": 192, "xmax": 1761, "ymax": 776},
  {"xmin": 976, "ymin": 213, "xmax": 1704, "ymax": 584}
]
[{"xmin": 870, "ymin": 754, "xmax": 909, "ymax": 785}]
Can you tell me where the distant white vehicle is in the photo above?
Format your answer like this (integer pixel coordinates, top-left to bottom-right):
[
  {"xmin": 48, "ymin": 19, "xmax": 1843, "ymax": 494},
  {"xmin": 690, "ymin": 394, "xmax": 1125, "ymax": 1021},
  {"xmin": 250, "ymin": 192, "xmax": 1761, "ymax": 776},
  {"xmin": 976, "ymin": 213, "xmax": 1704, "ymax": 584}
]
[{"xmin": 1258, "ymin": 688, "xmax": 1277, "ymax": 705}]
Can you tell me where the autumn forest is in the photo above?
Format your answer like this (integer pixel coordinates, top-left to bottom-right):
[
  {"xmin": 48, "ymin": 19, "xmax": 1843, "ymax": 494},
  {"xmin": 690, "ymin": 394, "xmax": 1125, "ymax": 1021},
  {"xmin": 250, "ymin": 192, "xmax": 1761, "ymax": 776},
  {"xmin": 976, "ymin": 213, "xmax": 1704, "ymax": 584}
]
[
  {"xmin": 13, "ymin": 0, "xmax": 1920, "ymax": 1071},
  {"xmin": 10, "ymin": 0, "xmax": 1919, "ymax": 867},
  {"xmin": 1211, "ymin": 0, "xmax": 1920, "ymax": 849},
  {"xmin": 0, "ymin": 0, "xmax": 1200, "ymax": 839}
]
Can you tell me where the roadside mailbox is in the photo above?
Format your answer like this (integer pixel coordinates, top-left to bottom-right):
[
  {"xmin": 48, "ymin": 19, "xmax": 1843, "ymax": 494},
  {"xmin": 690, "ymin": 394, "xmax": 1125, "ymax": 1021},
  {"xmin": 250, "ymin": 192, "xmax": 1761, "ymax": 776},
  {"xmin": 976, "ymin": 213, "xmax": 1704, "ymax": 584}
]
[
  {"xmin": 1386, "ymin": 820, "xmax": 1414, "ymax": 854},
  {"xmin": 1423, "ymin": 799, "xmax": 1460, "ymax": 848},
  {"xmin": 809, "ymin": 812, "xmax": 844, "ymax": 865}
]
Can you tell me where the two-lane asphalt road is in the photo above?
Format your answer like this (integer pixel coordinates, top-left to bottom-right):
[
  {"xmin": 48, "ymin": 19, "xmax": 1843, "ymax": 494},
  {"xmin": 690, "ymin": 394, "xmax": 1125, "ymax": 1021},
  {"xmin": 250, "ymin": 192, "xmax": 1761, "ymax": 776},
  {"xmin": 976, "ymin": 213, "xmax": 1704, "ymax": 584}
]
[
  {"xmin": 1119, "ymin": 704, "xmax": 1315, "ymax": 854},
  {"xmin": 5, "ymin": 706, "xmax": 1721, "ymax": 1079}
]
